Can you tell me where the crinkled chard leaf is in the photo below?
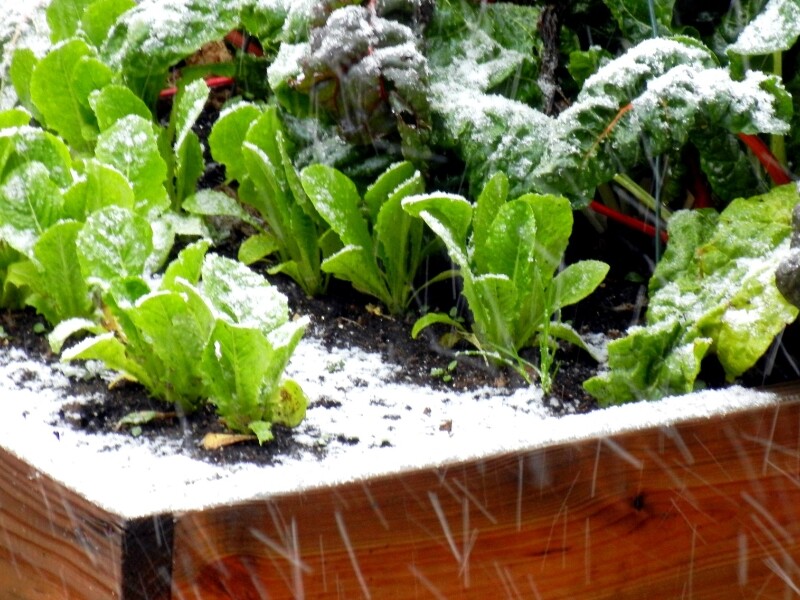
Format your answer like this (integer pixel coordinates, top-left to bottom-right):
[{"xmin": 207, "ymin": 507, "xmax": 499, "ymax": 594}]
[
  {"xmin": 291, "ymin": 4, "xmax": 431, "ymax": 155},
  {"xmin": 586, "ymin": 184, "xmax": 800, "ymax": 405}
]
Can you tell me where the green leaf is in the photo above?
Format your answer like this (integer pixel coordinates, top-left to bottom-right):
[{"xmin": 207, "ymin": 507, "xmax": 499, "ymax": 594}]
[
  {"xmin": 203, "ymin": 319, "xmax": 274, "ymax": 431},
  {"xmin": 470, "ymin": 273, "xmax": 517, "ymax": 350},
  {"xmin": 584, "ymin": 323, "xmax": 713, "ymax": 406},
  {"xmin": 548, "ymin": 321, "xmax": 603, "ymax": 362},
  {"xmin": 161, "ymin": 240, "xmax": 211, "ymax": 289},
  {"xmin": 182, "ymin": 189, "xmax": 259, "ymax": 227},
  {"xmin": 90, "ymin": 84, "xmax": 151, "ymax": 132},
  {"xmin": 48, "ymin": 317, "xmax": 102, "ymax": 353},
  {"xmin": 208, "ymin": 102, "xmax": 263, "ymax": 183},
  {"xmin": 63, "ymin": 159, "xmax": 135, "ymax": 221},
  {"xmin": 587, "ymin": 184, "xmax": 799, "ymax": 405},
  {"xmin": 46, "ymin": 0, "xmax": 94, "ymax": 43},
  {"xmin": 0, "ymin": 162, "xmax": 63, "ymax": 257},
  {"xmin": 238, "ymin": 233, "xmax": 280, "ymax": 265},
  {"xmin": 62, "ymin": 331, "xmax": 151, "ymax": 387},
  {"xmin": 301, "ymin": 165, "xmax": 373, "ymax": 251},
  {"xmin": 269, "ymin": 378, "xmax": 308, "ymax": 428},
  {"xmin": 0, "ymin": 126, "xmax": 73, "ymax": 188},
  {"xmin": 82, "ymin": 0, "xmax": 136, "ymax": 49},
  {"xmin": 12, "ymin": 220, "xmax": 93, "ymax": 325},
  {"xmin": 95, "ymin": 115, "xmax": 169, "ymax": 216},
  {"xmin": 248, "ymin": 421, "xmax": 275, "ymax": 445},
  {"xmin": 29, "ymin": 39, "xmax": 99, "ymax": 152},
  {"xmin": 77, "ymin": 206, "xmax": 153, "ymax": 291},
  {"xmin": 320, "ymin": 245, "xmax": 386, "ymax": 300},
  {"xmin": 728, "ymin": 0, "xmax": 800, "ymax": 55},
  {"xmin": 201, "ymin": 254, "xmax": 289, "ymax": 335},
  {"xmin": 482, "ymin": 200, "xmax": 538, "ymax": 288},
  {"xmin": 171, "ymin": 79, "xmax": 209, "ymax": 206},
  {"xmin": 124, "ymin": 287, "xmax": 213, "ymax": 410},
  {"xmin": 374, "ymin": 170, "xmax": 426, "ymax": 313},
  {"xmin": 410, "ymin": 312, "xmax": 466, "ymax": 339},
  {"xmin": 551, "ymin": 260, "xmax": 610, "ymax": 312},
  {"xmin": 101, "ymin": 0, "xmax": 242, "ymax": 100},
  {"xmin": 604, "ymin": 0, "xmax": 676, "ymax": 43},
  {"xmin": 9, "ymin": 49, "xmax": 41, "ymax": 121},
  {"xmin": 364, "ymin": 161, "xmax": 417, "ymax": 223},
  {"xmin": 472, "ymin": 172, "xmax": 509, "ymax": 264},
  {"xmin": 402, "ymin": 193, "xmax": 473, "ymax": 269}
]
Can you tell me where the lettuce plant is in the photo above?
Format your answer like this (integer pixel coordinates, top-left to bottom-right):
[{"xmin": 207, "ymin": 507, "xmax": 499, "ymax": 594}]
[
  {"xmin": 207, "ymin": 102, "xmax": 329, "ymax": 296},
  {"xmin": 403, "ymin": 173, "xmax": 609, "ymax": 391},
  {"xmin": 300, "ymin": 161, "xmax": 429, "ymax": 315},
  {"xmin": 54, "ymin": 210, "xmax": 308, "ymax": 443},
  {"xmin": 585, "ymin": 184, "xmax": 800, "ymax": 405}
]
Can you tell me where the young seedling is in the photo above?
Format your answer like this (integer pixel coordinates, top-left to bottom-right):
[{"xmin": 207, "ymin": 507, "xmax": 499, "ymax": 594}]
[{"xmin": 403, "ymin": 172, "xmax": 609, "ymax": 392}]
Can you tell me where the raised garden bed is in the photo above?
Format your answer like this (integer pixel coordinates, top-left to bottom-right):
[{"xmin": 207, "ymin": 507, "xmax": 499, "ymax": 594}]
[
  {"xmin": 1, "ymin": 337, "xmax": 800, "ymax": 599},
  {"xmin": 3, "ymin": 0, "xmax": 800, "ymax": 598}
]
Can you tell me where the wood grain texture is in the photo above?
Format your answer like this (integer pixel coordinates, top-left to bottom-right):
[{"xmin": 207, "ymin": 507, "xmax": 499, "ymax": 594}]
[
  {"xmin": 172, "ymin": 395, "xmax": 800, "ymax": 599},
  {"xmin": 0, "ymin": 448, "xmax": 173, "ymax": 600}
]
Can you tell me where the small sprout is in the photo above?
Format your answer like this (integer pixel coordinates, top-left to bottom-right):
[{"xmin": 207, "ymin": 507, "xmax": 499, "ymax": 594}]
[
  {"xmin": 32, "ymin": 323, "xmax": 46, "ymax": 334},
  {"xmin": 326, "ymin": 359, "xmax": 345, "ymax": 373},
  {"xmin": 430, "ymin": 359, "xmax": 457, "ymax": 383}
]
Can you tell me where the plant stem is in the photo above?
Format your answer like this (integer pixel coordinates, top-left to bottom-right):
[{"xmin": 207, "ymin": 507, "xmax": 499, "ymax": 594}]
[
  {"xmin": 612, "ymin": 173, "xmax": 672, "ymax": 221},
  {"xmin": 771, "ymin": 50, "xmax": 787, "ymax": 166}
]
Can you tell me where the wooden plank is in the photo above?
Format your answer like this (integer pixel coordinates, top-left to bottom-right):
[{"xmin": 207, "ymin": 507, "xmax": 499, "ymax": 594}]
[
  {"xmin": 0, "ymin": 448, "xmax": 125, "ymax": 599},
  {"xmin": 0, "ymin": 448, "xmax": 173, "ymax": 600},
  {"xmin": 172, "ymin": 395, "xmax": 800, "ymax": 599}
]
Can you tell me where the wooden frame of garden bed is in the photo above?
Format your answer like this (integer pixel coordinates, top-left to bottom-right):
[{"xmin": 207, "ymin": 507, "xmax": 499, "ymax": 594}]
[{"xmin": 2, "ymin": 386, "xmax": 800, "ymax": 599}]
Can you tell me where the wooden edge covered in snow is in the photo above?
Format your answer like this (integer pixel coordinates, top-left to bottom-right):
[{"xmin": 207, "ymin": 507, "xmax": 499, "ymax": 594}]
[
  {"xmin": 169, "ymin": 385, "xmax": 800, "ymax": 599},
  {"xmin": 0, "ymin": 447, "xmax": 174, "ymax": 599},
  {"xmin": 2, "ymin": 385, "xmax": 800, "ymax": 599}
]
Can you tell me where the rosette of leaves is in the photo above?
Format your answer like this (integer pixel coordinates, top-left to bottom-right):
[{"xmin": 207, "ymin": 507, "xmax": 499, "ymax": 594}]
[
  {"xmin": 403, "ymin": 172, "xmax": 609, "ymax": 392},
  {"xmin": 289, "ymin": 3, "xmax": 432, "ymax": 161},
  {"xmin": 52, "ymin": 209, "xmax": 308, "ymax": 443},
  {"xmin": 300, "ymin": 160, "xmax": 430, "ymax": 314}
]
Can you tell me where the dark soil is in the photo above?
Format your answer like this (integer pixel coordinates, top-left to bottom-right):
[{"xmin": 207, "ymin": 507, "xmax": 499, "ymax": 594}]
[
  {"xmin": 3, "ymin": 213, "xmax": 798, "ymax": 467},
  {"xmin": 4, "ymin": 84, "xmax": 798, "ymax": 467}
]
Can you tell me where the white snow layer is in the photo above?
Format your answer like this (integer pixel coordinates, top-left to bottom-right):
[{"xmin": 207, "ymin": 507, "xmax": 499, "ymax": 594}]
[{"xmin": 0, "ymin": 335, "xmax": 784, "ymax": 520}]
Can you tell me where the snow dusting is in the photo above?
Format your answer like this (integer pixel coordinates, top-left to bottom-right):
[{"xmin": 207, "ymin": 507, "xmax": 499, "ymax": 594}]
[{"xmin": 0, "ymin": 332, "xmax": 783, "ymax": 520}]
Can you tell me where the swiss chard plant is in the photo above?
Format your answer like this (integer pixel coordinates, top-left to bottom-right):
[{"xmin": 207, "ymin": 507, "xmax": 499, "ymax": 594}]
[
  {"xmin": 403, "ymin": 173, "xmax": 609, "ymax": 391},
  {"xmin": 584, "ymin": 183, "xmax": 800, "ymax": 405},
  {"xmin": 429, "ymin": 32, "xmax": 792, "ymax": 205},
  {"xmin": 300, "ymin": 161, "xmax": 430, "ymax": 315}
]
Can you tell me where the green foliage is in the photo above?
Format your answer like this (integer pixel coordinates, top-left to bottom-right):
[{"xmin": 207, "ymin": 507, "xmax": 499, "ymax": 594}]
[
  {"xmin": 29, "ymin": 38, "xmax": 112, "ymax": 153},
  {"xmin": 300, "ymin": 161, "xmax": 429, "ymax": 314},
  {"xmin": 584, "ymin": 184, "xmax": 800, "ymax": 405},
  {"xmin": 403, "ymin": 173, "xmax": 608, "ymax": 390},
  {"xmin": 164, "ymin": 79, "xmax": 209, "ymax": 209},
  {"xmin": 61, "ymin": 246, "xmax": 308, "ymax": 441},
  {"xmin": 432, "ymin": 35, "xmax": 792, "ymax": 204},
  {"xmin": 727, "ymin": 0, "xmax": 800, "ymax": 56},
  {"xmin": 275, "ymin": 2, "xmax": 431, "ymax": 161},
  {"xmin": 207, "ymin": 103, "xmax": 328, "ymax": 296},
  {"xmin": 604, "ymin": 0, "xmax": 675, "ymax": 43},
  {"xmin": 94, "ymin": 115, "xmax": 170, "ymax": 217},
  {"xmin": 100, "ymin": 0, "xmax": 242, "ymax": 102}
]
